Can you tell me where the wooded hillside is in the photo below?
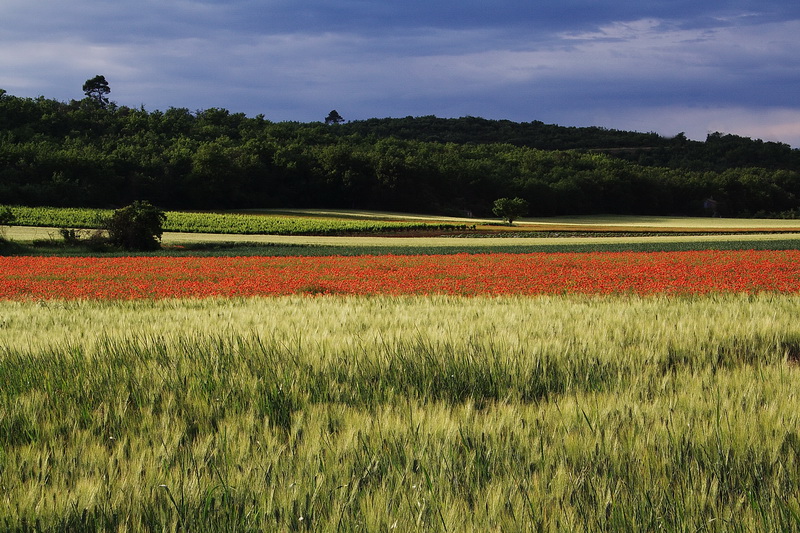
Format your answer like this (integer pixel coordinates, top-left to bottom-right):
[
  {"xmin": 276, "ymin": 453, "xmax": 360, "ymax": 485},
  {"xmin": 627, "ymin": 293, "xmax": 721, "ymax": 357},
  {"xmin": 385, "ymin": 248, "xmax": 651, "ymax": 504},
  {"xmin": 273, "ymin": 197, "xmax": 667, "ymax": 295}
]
[{"xmin": 1, "ymin": 89, "xmax": 799, "ymax": 217}]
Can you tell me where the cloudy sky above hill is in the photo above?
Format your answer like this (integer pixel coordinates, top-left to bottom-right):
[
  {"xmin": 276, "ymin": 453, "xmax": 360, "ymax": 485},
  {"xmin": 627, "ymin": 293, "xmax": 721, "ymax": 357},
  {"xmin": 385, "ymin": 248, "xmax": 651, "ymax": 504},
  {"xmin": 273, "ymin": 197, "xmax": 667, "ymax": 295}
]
[{"xmin": 2, "ymin": 0, "xmax": 799, "ymax": 146}]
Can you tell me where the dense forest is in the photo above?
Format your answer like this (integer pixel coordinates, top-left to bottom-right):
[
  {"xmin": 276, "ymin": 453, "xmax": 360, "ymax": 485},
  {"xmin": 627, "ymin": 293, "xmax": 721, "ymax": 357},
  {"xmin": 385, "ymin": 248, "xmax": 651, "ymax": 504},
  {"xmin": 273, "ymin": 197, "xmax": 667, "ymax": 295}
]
[{"xmin": 1, "ymin": 86, "xmax": 799, "ymax": 217}]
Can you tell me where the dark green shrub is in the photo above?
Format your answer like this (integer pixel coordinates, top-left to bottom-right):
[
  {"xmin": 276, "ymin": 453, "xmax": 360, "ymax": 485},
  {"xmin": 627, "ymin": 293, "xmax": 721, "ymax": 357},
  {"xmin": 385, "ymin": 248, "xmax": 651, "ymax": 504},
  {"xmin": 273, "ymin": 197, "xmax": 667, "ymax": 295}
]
[
  {"xmin": 0, "ymin": 206, "xmax": 14, "ymax": 245},
  {"xmin": 0, "ymin": 206, "xmax": 14, "ymax": 226},
  {"xmin": 105, "ymin": 201, "xmax": 166, "ymax": 251},
  {"xmin": 58, "ymin": 228, "xmax": 110, "ymax": 251},
  {"xmin": 492, "ymin": 197, "xmax": 529, "ymax": 225}
]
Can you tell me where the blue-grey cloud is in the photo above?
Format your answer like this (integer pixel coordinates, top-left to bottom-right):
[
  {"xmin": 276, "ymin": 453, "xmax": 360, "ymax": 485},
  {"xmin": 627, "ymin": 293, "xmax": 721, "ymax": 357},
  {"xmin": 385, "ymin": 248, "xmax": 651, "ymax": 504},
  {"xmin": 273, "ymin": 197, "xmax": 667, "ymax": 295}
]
[{"xmin": 1, "ymin": 0, "xmax": 799, "ymax": 146}]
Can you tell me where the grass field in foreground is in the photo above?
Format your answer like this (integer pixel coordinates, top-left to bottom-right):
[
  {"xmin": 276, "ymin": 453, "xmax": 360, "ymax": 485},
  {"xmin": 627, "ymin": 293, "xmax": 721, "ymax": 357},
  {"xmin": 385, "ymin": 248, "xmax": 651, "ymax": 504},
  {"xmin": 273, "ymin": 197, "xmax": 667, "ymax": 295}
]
[{"xmin": 3, "ymin": 295, "xmax": 800, "ymax": 531}]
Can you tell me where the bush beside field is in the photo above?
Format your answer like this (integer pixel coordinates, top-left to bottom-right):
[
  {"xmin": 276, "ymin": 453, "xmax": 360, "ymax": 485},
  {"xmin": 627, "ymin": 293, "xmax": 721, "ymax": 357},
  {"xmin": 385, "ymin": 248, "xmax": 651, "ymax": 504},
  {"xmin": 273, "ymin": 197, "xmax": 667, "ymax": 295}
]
[{"xmin": 3, "ymin": 295, "xmax": 800, "ymax": 531}]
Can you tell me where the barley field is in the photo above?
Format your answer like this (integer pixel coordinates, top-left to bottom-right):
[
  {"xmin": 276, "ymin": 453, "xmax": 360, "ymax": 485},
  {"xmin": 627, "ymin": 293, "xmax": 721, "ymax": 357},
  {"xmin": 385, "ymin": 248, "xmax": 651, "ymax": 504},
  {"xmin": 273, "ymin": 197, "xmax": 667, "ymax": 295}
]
[{"xmin": 3, "ymin": 295, "xmax": 800, "ymax": 531}]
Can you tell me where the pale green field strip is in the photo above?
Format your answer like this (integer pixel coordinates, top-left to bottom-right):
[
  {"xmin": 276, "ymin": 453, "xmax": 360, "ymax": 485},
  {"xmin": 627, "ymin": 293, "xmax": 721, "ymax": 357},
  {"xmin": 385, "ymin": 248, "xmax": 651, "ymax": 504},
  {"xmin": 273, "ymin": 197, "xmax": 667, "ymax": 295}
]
[
  {"xmin": 10, "ymin": 204, "xmax": 800, "ymax": 232},
  {"xmin": 6, "ymin": 207, "xmax": 467, "ymax": 235},
  {"xmin": 249, "ymin": 208, "xmax": 800, "ymax": 230},
  {"xmin": 4, "ymin": 295, "xmax": 800, "ymax": 530},
  {"xmin": 159, "ymin": 230, "xmax": 800, "ymax": 247},
  {"xmin": 520, "ymin": 214, "xmax": 800, "ymax": 230},
  {"xmin": 6, "ymin": 225, "xmax": 800, "ymax": 248}
]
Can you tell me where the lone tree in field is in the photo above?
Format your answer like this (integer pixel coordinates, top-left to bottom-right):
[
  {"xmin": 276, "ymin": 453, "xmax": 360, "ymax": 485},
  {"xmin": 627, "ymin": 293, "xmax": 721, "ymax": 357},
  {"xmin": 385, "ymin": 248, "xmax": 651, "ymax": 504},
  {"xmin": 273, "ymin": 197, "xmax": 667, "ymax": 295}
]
[
  {"xmin": 105, "ymin": 201, "xmax": 166, "ymax": 251},
  {"xmin": 492, "ymin": 197, "xmax": 529, "ymax": 225},
  {"xmin": 325, "ymin": 110, "xmax": 345, "ymax": 125},
  {"xmin": 82, "ymin": 75, "xmax": 111, "ymax": 108}
]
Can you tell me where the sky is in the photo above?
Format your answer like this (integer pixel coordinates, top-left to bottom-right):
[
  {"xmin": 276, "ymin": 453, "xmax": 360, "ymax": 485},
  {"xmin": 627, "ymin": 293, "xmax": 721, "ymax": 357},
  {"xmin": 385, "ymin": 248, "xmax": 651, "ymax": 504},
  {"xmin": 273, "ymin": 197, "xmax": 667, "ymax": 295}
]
[{"xmin": 2, "ymin": 0, "xmax": 799, "ymax": 147}]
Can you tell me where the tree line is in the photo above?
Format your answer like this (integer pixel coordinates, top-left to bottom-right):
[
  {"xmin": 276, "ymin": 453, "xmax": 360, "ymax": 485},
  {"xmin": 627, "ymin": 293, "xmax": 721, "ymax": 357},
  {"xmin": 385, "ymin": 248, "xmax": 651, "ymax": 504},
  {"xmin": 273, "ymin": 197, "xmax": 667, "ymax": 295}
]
[{"xmin": 1, "ymin": 87, "xmax": 799, "ymax": 217}]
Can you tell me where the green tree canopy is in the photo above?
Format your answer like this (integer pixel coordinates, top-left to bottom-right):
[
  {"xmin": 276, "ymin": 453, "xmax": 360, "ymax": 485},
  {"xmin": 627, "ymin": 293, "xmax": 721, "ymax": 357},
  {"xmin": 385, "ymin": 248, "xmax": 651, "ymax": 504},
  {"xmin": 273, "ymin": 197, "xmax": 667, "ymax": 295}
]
[
  {"xmin": 492, "ymin": 197, "xmax": 529, "ymax": 225},
  {"xmin": 0, "ymin": 88, "xmax": 798, "ymax": 217},
  {"xmin": 0, "ymin": 206, "xmax": 15, "ymax": 244},
  {"xmin": 0, "ymin": 206, "xmax": 14, "ymax": 226},
  {"xmin": 325, "ymin": 110, "xmax": 345, "ymax": 125},
  {"xmin": 82, "ymin": 75, "xmax": 111, "ymax": 108}
]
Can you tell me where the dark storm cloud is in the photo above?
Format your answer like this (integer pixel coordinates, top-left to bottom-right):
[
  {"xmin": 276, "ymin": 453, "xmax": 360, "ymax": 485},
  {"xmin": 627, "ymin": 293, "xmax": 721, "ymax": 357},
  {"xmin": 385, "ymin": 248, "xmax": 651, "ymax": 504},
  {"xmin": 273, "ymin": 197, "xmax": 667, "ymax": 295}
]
[{"xmin": 1, "ymin": 0, "xmax": 799, "ymax": 145}]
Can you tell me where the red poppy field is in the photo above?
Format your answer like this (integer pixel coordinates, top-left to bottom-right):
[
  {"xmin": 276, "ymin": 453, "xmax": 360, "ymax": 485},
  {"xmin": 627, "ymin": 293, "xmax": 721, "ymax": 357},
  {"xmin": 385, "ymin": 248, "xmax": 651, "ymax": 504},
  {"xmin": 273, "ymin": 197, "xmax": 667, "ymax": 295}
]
[{"xmin": 2, "ymin": 249, "xmax": 799, "ymax": 299}]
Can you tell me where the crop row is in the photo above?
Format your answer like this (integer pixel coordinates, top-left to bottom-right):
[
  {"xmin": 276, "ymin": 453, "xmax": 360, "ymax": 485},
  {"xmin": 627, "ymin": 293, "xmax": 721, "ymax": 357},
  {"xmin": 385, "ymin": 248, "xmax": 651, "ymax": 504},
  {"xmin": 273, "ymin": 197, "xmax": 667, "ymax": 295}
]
[
  {"xmin": 2, "ymin": 250, "xmax": 799, "ymax": 299},
  {"xmin": 5, "ymin": 206, "xmax": 469, "ymax": 235},
  {"xmin": 3, "ymin": 295, "xmax": 800, "ymax": 531}
]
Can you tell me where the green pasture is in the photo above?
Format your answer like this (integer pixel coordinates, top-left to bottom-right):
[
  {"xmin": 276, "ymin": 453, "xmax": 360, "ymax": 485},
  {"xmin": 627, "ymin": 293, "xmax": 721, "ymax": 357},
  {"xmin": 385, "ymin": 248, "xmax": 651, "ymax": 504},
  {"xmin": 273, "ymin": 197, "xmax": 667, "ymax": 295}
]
[
  {"xmin": 252, "ymin": 208, "xmax": 800, "ymax": 230},
  {"xmin": 3, "ymin": 206, "xmax": 471, "ymax": 236},
  {"xmin": 156, "ymin": 228, "xmax": 800, "ymax": 247},
  {"xmin": 3, "ymin": 295, "xmax": 800, "ymax": 531},
  {"xmin": 155, "ymin": 230, "xmax": 800, "ymax": 255},
  {"xmin": 5, "ymin": 224, "xmax": 800, "ymax": 256},
  {"xmin": 5, "ymin": 205, "xmax": 800, "ymax": 255},
  {"xmin": 515, "ymin": 213, "xmax": 800, "ymax": 230},
  {"xmin": 232, "ymin": 208, "xmax": 800, "ymax": 231},
  {"xmin": 8, "ymin": 205, "xmax": 800, "ymax": 234}
]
